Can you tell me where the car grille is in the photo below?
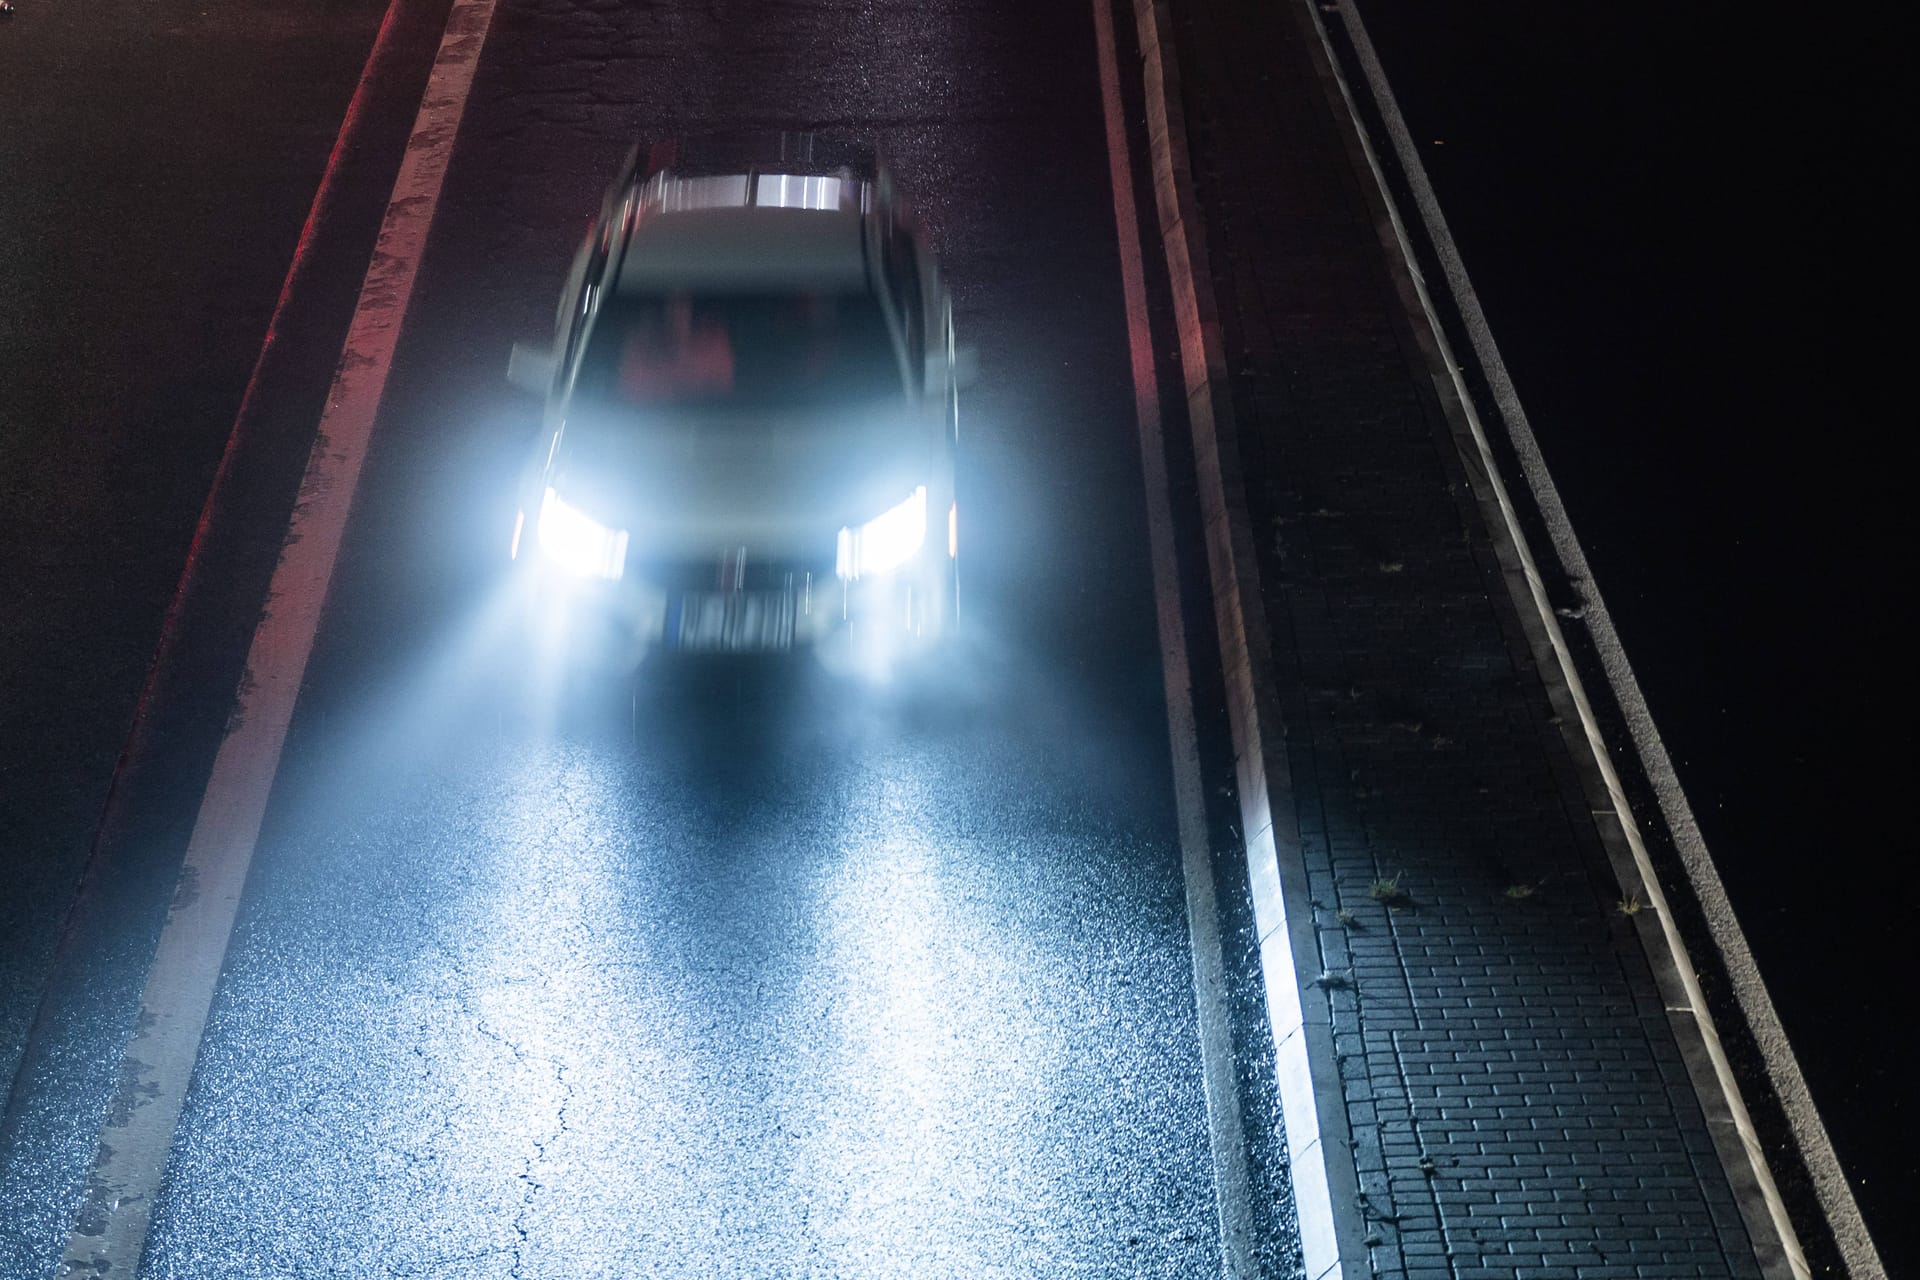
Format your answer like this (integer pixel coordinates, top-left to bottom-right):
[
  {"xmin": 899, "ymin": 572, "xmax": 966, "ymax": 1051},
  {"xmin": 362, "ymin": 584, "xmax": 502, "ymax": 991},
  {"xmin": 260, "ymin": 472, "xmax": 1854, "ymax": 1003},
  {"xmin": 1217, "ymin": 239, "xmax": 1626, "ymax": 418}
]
[{"xmin": 633, "ymin": 554, "xmax": 836, "ymax": 594}]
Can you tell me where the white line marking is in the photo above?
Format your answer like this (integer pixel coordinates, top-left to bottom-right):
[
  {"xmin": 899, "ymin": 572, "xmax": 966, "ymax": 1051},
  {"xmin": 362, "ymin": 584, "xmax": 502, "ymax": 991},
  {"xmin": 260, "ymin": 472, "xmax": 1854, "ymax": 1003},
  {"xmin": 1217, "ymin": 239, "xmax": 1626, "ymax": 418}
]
[
  {"xmin": 1089, "ymin": 2, "xmax": 1257, "ymax": 1273},
  {"xmin": 58, "ymin": 0, "xmax": 499, "ymax": 1273},
  {"xmin": 1120, "ymin": 1, "xmax": 1364, "ymax": 1274},
  {"xmin": 1301, "ymin": 2, "xmax": 1869, "ymax": 1275}
]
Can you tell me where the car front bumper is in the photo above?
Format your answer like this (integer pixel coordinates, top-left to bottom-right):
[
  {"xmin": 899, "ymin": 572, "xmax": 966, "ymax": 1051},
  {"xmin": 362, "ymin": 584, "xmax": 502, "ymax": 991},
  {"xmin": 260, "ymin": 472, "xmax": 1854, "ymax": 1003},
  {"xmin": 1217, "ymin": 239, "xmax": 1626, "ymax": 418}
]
[{"xmin": 516, "ymin": 552, "xmax": 945, "ymax": 669}]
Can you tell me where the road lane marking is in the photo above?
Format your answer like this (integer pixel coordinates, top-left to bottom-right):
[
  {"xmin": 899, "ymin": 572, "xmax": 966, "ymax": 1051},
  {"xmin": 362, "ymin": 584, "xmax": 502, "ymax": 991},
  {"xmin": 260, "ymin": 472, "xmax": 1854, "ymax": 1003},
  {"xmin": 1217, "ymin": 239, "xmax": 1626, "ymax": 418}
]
[
  {"xmin": 0, "ymin": 0, "xmax": 415, "ymax": 1160},
  {"xmin": 57, "ymin": 0, "xmax": 499, "ymax": 1272},
  {"xmin": 1117, "ymin": 0, "xmax": 1372, "ymax": 1274},
  {"xmin": 1088, "ymin": 2, "xmax": 1257, "ymax": 1273}
]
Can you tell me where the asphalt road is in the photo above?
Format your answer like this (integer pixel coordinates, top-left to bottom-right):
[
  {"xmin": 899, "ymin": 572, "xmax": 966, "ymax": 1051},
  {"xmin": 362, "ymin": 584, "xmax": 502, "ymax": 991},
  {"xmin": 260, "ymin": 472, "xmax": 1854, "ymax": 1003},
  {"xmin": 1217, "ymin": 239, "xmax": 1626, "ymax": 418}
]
[
  {"xmin": 0, "ymin": 0, "xmax": 1280, "ymax": 1275},
  {"xmin": 140, "ymin": 0, "xmax": 1229, "ymax": 1264}
]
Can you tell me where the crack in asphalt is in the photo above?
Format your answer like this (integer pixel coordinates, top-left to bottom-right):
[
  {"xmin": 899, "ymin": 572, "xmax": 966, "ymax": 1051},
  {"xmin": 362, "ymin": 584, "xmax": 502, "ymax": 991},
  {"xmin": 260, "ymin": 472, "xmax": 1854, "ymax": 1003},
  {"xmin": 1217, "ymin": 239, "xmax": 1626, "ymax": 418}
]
[{"xmin": 463, "ymin": 1011, "xmax": 576, "ymax": 1280}]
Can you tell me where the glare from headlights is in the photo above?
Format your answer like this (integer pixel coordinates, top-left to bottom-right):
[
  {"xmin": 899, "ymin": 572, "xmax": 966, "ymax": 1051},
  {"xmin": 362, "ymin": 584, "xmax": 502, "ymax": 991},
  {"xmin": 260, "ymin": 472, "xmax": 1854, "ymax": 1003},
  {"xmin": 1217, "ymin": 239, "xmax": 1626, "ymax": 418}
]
[
  {"xmin": 536, "ymin": 486, "xmax": 629, "ymax": 580},
  {"xmin": 837, "ymin": 486, "xmax": 926, "ymax": 581}
]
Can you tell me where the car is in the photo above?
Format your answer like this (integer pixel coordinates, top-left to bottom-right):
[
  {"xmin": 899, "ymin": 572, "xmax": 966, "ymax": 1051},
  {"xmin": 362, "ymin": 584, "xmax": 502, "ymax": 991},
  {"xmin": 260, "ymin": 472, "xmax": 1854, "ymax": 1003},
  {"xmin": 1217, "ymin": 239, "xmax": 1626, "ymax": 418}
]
[{"xmin": 506, "ymin": 132, "xmax": 969, "ymax": 670}]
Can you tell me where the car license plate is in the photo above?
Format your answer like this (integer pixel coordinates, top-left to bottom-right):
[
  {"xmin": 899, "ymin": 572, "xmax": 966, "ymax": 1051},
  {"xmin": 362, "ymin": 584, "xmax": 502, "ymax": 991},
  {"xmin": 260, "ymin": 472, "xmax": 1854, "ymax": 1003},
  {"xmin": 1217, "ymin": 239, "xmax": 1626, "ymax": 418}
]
[{"xmin": 673, "ymin": 588, "xmax": 797, "ymax": 653}]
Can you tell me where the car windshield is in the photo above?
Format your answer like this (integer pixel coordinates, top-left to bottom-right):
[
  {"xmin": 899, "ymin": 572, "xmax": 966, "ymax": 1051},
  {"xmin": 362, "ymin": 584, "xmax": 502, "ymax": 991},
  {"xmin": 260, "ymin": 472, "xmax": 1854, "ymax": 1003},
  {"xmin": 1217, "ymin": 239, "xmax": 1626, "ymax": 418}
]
[{"xmin": 576, "ymin": 291, "xmax": 903, "ymax": 415}]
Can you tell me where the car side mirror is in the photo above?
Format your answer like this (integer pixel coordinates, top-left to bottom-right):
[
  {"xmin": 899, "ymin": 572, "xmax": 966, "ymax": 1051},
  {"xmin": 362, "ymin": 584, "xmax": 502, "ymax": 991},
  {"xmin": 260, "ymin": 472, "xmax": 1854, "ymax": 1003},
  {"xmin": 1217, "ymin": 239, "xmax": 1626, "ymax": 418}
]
[{"xmin": 507, "ymin": 342, "xmax": 557, "ymax": 395}]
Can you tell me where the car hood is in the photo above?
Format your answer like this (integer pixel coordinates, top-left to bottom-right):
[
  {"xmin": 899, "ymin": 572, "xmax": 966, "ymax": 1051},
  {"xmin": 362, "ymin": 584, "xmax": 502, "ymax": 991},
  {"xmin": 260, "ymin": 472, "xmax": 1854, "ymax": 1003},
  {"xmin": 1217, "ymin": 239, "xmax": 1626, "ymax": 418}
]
[{"xmin": 549, "ymin": 401, "xmax": 929, "ymax": 558}]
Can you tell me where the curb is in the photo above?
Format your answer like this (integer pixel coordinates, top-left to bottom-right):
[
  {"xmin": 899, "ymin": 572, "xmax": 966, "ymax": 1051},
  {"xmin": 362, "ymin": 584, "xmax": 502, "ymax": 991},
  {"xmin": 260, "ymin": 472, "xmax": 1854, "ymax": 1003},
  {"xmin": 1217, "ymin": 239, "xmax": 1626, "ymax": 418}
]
[
  {"xmin": 1289, "ymin": 0, "xmax": 1878, "ymax": 1272},
  {"xmin": 1127, "ymin": 0, "xmax": 1868, "ymax": 1274},
  {"xmin": 1127, "ymin": 2, "xmax": 1370, "ymax": 1276},
  {"xmin": 1306, "ymin": 3, "xmax": 1883, "ymax": 1275}
]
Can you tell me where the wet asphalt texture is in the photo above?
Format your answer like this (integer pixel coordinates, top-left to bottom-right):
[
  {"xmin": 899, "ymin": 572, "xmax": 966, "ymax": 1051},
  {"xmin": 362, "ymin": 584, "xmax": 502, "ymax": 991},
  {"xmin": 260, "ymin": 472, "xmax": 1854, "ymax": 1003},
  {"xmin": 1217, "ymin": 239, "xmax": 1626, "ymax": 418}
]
[{"xmin": 0, "ymin": 0, "xmax": 1259, "ymax": 1275}]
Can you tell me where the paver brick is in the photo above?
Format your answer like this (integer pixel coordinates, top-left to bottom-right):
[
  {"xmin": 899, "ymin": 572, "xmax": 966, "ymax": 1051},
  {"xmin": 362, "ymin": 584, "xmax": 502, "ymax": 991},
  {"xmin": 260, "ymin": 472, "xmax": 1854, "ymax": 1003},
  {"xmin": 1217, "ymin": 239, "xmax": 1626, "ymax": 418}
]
[{"xmin": 1161, "ymin": 0, "xmax": 1768, "ymax": 1275}]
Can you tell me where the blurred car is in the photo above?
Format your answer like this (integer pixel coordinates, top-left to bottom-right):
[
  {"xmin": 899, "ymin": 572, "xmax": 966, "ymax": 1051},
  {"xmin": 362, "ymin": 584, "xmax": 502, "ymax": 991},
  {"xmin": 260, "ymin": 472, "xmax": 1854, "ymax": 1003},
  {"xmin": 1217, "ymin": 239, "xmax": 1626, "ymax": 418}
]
[{"xmin": 507, "ymin": 132, "xmax": 969, "ymax": 666}]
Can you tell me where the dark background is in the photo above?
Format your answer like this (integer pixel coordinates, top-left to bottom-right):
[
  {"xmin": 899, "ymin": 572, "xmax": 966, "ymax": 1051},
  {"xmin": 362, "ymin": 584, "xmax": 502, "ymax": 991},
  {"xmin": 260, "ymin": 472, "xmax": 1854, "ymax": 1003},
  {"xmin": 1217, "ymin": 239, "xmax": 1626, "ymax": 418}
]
[{"xmin": 1355, "ymin": 0, "xmax": 1909, "ymax": 1269}]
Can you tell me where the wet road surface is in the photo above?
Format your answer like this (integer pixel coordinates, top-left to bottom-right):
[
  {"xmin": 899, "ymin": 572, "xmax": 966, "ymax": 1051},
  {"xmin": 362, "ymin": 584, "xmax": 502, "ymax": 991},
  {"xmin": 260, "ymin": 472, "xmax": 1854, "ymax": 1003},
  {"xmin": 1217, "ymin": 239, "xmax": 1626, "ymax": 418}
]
[
  {"xmin": 1, "ymin": 0, "xmax": 1267, "ymax": 1274},
  {"xmin": 140, "ymin": 679, "xmax": 1218, "ymax": 1277}
]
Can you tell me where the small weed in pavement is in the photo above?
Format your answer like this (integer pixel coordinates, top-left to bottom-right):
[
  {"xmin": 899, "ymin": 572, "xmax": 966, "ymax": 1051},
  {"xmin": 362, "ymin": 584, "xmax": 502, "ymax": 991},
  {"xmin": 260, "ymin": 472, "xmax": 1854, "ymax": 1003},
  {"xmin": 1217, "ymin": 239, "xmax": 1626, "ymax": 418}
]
[{"xmin": 1368, "ymin": 873, "xmax": 1409, "ymax": 908}]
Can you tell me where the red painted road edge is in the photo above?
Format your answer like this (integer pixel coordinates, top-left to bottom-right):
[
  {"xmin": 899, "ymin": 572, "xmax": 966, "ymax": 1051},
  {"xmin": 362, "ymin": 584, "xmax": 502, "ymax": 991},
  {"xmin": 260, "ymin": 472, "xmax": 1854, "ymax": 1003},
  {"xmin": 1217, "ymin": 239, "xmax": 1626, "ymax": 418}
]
[{"xmin": 1, "ymin": 0, "xmax": 410, "ymax": 1133}]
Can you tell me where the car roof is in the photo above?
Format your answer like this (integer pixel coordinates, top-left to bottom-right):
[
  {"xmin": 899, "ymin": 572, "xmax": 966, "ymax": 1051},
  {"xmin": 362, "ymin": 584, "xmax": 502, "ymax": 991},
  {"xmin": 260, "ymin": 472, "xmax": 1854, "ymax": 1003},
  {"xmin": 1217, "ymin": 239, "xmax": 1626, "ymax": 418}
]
[{"xmin": 616, "ymin": 179, "xmax": 872, "ymax": 295}]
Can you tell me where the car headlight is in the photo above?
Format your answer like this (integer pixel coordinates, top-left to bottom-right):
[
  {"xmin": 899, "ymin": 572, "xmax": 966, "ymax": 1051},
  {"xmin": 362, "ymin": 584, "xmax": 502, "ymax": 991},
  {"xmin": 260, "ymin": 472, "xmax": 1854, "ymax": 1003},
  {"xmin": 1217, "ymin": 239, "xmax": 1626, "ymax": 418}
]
[
  {"xmin": 837, "ymin": 486, "xmax": 926, "ymax": 581},
  {"xmin": 534, "ymin": 486, "xmax": 628, "ymax": 580}
]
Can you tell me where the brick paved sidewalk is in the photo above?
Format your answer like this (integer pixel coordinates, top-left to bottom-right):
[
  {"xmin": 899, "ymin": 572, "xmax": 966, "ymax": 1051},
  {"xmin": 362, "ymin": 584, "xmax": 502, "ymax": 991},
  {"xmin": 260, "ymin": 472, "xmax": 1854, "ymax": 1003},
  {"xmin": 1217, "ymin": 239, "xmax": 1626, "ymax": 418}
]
[{"xmin": 1162, "ymin": 1, "xmax": 1765, "ymax": 1275}]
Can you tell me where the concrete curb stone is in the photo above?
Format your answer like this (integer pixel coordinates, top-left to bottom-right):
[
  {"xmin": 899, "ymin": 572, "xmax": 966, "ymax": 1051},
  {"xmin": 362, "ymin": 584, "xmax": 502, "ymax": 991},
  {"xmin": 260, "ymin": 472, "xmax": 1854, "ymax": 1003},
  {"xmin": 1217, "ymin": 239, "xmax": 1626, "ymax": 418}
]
[{"xmin": 1125, "ymin": 0, "xmax": 1816, "ymax": 1274}]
